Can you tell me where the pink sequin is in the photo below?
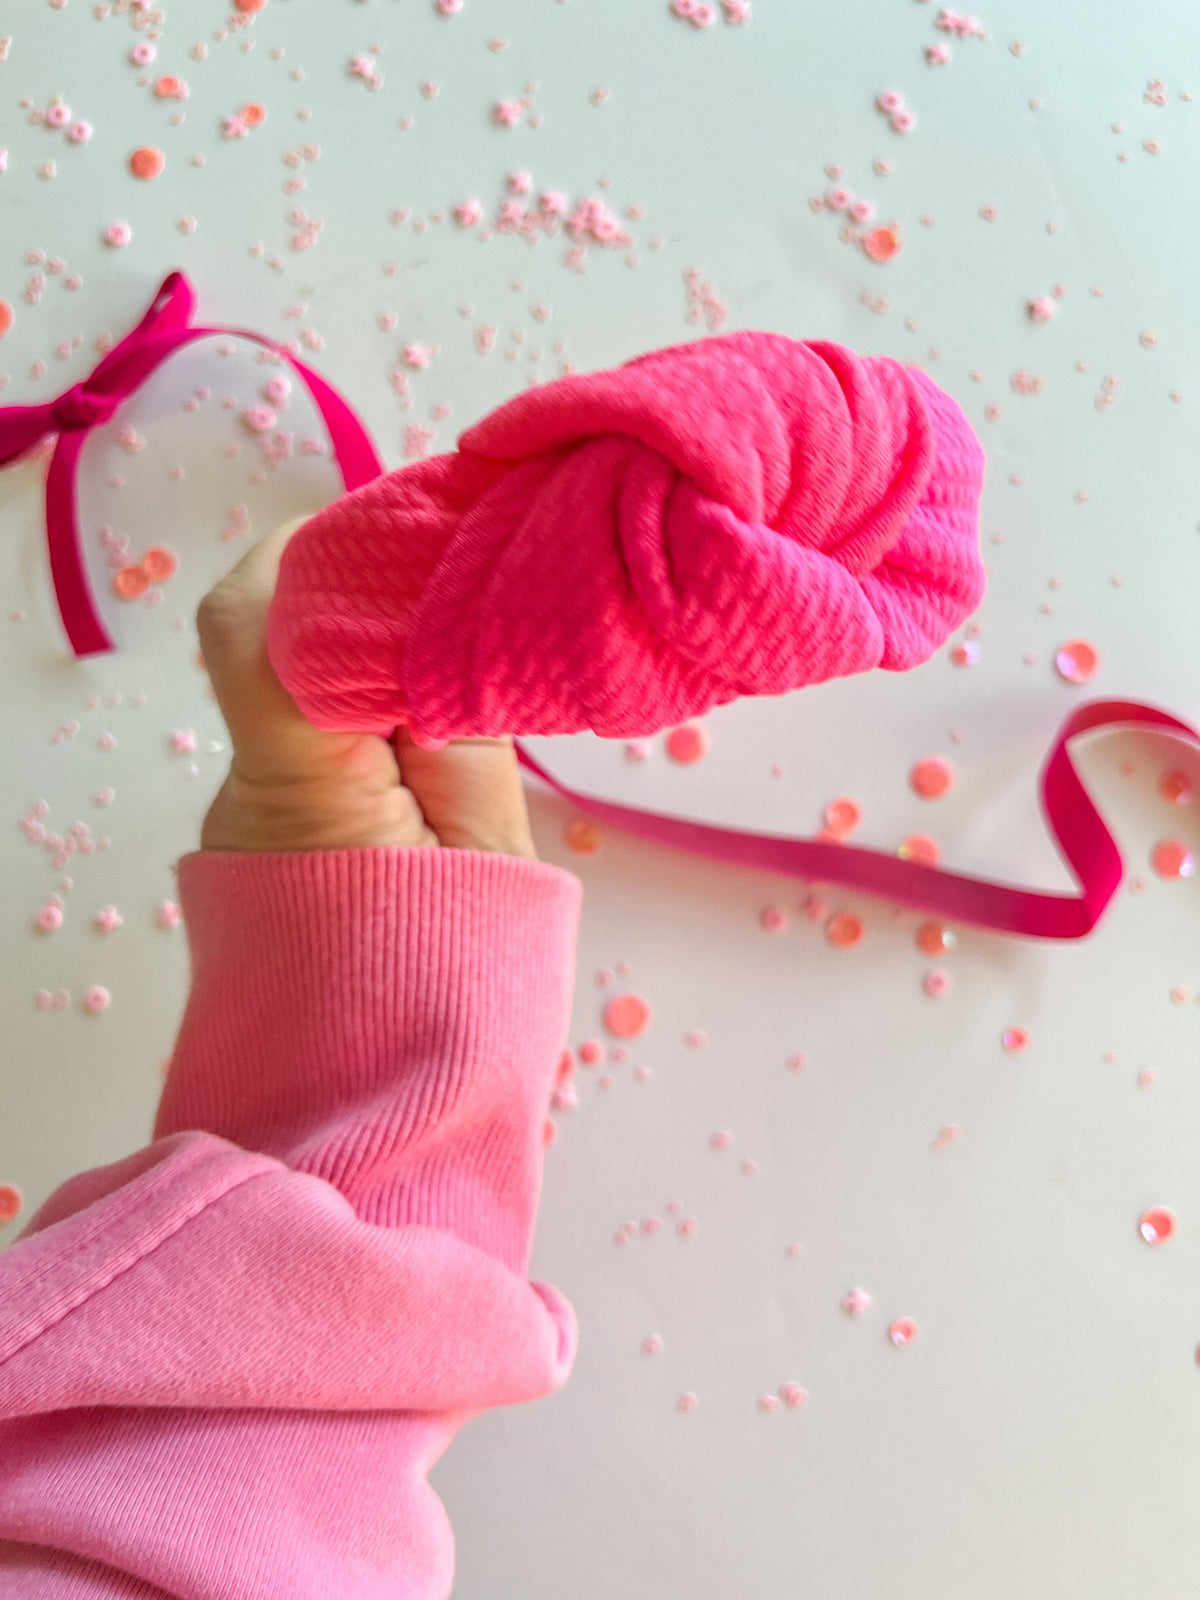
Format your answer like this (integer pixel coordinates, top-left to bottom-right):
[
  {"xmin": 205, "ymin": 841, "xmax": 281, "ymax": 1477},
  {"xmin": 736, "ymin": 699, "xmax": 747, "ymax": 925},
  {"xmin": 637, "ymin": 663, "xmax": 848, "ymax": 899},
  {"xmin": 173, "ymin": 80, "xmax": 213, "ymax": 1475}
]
[
  {"xmin": 898, "ymin": 834, "xmax": 940, "ymax": 864},
  {"xmin": 842, "ymin": 1287, "xmax": 871, "ymax": 1316},
  {"xmin": 665, "ymin": 721, "xmax": 709, "ymax": 763},
  {"xmin": 910, "ymin": 757, "xmax": 955, "ymax": 798},
  {"xmin": 1138, "ymin": 1206, "xmax": 1176, "ymax": 1245},
  {"xmin": 604, "ymin": 993, "xmax": 652, "ymax": 1038},
  {"xmin": 1001, "ymin": 1027, "xmax": 1030, "ymax": 1054},
  {"xmin": 0, "ymin": 1185, "xmax": 22, "ymax": 1224},
  {"xmin": 922, "ymin": 968, "xmax": 952, "ymax": 997},
  {"xmin": 1054, "ymin": 638, "xmax": 1100, "ymax": 684},
  {"xmin": 262, "ymin": 375, "xmax": 291, "ymax": 407},
  {"xmin": 915, "ymin": 920, "xmax": 955, "ymax": 955},
  {"xmin": 1151, "ymin": 840, "xmax": 1195, "ymax": 880},
  {"xmin": 888, "ymin": 1317, "xmax": 918, "ymax": 1346},
  {"xmin": 823, "ymin": 797, "xmax": 862, "ymax": 836},
  {"xmin": 825, "ymin": 911, "xmax": 863, "ymax": 948},
  {"xmin": 779, "ymin": 1382, "xmax": 808, "ymax": 1408},
  {"xmin": 82, "ymin": 986, "xmax": 110, "ymax": 1015},
  {"xmin": 1159, "ymin": 769, "xmax": 1194, "ymax": 805},
  {"xmin": 578, "ymin": 1038, "xmax": 603, "ymax": 1065},
  {"xmin": 760, "ymin": 905, "xmax": 787, "ymax": 932}
]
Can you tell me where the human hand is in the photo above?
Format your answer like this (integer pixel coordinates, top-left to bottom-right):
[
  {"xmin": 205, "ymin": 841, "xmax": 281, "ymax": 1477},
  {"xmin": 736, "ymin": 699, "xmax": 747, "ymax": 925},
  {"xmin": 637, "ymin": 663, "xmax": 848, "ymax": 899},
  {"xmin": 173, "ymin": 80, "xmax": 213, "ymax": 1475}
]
[{"xmin": 196, "ymin": 518, "xmax": 538, "ymax": 858}]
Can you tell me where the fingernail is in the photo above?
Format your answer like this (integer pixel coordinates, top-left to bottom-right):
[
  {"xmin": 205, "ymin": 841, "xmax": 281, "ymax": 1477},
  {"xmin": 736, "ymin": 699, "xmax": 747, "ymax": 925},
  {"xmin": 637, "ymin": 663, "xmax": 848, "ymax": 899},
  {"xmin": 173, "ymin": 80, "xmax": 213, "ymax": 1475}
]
[{"xmin": 407, "ymin": 722, "xmax": 449, "ymax": 752}]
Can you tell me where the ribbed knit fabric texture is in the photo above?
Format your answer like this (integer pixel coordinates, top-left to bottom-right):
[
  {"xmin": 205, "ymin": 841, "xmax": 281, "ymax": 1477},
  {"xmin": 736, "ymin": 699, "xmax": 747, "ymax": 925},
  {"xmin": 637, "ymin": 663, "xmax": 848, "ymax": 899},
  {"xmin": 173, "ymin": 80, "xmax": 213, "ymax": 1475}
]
[
  {"xmin": 0, "ymin": 846, "xmax": 582, "ymax": 1598},
  {"xmin": 267, "ymin": 332, "xmax": 987, "ymax": 742}
]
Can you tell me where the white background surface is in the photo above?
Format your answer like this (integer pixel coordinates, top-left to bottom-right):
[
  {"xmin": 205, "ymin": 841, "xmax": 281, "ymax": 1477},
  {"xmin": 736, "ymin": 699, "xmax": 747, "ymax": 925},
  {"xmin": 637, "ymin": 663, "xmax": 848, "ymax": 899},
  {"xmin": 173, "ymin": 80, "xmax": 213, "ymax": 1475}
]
[{"xmin": 3, "ymin": 2, "xmax": 1200, "ymax": 1595}]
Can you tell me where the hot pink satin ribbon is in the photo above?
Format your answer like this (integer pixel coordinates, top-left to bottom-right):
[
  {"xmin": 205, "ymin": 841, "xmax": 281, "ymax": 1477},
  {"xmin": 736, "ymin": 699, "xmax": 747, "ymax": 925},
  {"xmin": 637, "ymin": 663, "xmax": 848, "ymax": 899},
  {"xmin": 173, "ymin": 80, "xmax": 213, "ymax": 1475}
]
[
  {"xmin": 518, "ymin": 700, "xmax": 1198, "ymax": 940},
  {"xmin": 3, "ymin": 274, "xmax": 1193, "ymax": 939},
  {"xmin": 0, "ymin": 271, "xmax": 383, "ymax": 656}
]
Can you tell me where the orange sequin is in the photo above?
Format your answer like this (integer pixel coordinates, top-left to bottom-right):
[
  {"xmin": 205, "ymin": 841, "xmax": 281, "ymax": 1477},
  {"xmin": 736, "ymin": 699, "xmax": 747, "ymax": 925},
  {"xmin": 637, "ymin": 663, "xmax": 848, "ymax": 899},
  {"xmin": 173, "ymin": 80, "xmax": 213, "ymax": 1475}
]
[
  {"xmin": 113, "ymin": 565, "xmax": 149, "ymax": 600},
  {"xmin": 129, "ymin": 146, "xmax": 165, "ymax": 181}
]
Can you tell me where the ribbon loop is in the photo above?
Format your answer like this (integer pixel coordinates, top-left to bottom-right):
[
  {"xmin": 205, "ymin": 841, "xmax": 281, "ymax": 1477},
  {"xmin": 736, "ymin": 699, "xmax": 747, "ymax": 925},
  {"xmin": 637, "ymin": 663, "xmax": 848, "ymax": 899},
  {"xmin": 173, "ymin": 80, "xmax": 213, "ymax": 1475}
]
[
  {"xmin": 50, "ymin": 384, "xmax": 120, "ymax": 433},
  {"xmin": 0, "ymin": 270, "xmax": 384, "ymax": 658}
]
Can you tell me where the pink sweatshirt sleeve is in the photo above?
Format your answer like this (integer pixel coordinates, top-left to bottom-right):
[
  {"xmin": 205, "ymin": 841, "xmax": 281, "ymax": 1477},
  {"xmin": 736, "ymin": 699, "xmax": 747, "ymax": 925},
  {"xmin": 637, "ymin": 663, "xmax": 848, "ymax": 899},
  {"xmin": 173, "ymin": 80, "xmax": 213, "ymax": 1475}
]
[{"xmin": 0, "ymin": 846, "xmax": 582, "ymax": 1599}]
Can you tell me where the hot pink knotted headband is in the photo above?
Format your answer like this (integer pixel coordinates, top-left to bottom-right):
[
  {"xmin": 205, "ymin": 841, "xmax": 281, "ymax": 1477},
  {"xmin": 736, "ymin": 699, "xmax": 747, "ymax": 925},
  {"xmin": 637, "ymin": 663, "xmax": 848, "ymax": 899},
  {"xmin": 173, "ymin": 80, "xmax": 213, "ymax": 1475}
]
[
  {"xmin": 267, "ymin": 332, "xmax": 988, "ymax": 742},
  {"xmin": 2, "ymin": 272, "xmax": 1194, "ymax": 941}
]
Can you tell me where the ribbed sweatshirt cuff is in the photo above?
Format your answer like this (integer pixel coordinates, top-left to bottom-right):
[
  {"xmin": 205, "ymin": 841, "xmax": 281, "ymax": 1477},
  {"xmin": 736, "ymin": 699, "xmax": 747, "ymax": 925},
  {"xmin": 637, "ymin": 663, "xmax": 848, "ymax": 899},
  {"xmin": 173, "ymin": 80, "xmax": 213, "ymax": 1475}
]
[{"xmin": 155, "ymin": 847, "xmax": 582, "ymax": 1272}]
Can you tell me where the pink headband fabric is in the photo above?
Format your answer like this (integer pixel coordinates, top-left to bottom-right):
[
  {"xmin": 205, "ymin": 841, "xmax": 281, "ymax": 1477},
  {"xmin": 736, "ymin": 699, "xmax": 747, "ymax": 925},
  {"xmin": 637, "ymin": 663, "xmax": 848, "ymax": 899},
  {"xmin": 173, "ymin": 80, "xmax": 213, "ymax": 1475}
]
[{"xmin": 266, "ymin": 332, "xmax": 987, "ymax": 741}]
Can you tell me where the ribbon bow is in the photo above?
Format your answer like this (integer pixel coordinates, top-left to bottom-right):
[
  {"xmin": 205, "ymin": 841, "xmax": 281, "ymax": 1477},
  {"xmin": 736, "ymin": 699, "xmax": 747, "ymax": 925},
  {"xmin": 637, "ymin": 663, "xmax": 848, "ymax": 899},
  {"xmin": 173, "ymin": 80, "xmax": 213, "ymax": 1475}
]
[{"xmin": 0, "ymin": 271, "xmax": 383, "ymax": 656}]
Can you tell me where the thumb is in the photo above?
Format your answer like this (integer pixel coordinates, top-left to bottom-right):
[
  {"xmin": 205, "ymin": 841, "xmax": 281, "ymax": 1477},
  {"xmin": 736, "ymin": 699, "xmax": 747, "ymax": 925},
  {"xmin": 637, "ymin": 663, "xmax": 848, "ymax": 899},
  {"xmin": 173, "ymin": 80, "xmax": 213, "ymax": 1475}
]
[{"xmin": 196, "ymin": 516, "xmax": 340, "ymax": 777}]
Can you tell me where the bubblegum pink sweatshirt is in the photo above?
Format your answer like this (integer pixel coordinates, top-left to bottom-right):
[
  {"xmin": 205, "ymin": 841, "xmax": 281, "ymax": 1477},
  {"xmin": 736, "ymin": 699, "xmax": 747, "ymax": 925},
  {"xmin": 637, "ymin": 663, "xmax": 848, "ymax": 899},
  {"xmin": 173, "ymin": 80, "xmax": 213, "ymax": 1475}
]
[{"xmin": 0, "ymin": 846, "xmax": 582, "ymax": 1597}]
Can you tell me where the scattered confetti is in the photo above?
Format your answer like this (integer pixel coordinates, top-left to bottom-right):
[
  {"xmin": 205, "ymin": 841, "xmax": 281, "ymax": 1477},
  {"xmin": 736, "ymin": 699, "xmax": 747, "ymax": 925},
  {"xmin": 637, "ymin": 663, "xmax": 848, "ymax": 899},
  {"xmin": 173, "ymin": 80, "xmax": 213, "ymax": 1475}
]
[
  {"xmin": 823, "ymin": 797, "xmax": 862, "ymax": 836},
  {"xmin": 915, "ymin": 920, "xmax": 956, "ymax": 955},
  {"xmin": 825, "ymin": 912, "xmax": 863, "ymax": 949},
  {"xmin": 665, "ymin": 722, "xmax": 709, "ymax": 764},
  {"xmin": 1054, "ymin": 639, "xmax": 1100, "ymax": 684},
  {"xmin": 1159, "ymin": 770, "xmax": 1193, "ymax": 806},
  {"xmin": 1138, "ymin": 1207, "xmax": 1176, "ymax": 1245},
  {"xmin": 909, "ymin": 757, "xmax": 955, "ymax": 799},
  {"xmin": 129, "ymin": 147, "xmax": 165, "ymax": 182},
  {"xmin": 82, "ymin": 986, "xmax": 111, "ymax": 1016},
  {"xmin": 565, "ymin": 818, "xmax": 602, "ymax": 854},
  {"xmin": 1151, "ymin": 840, "xmax": 1195, "ymax": 880},
  {"xmin": 603, "ymin": 993, "xmax": 652, "ymax": 1038},
  {"xmin": 898, "ymin": 834, "xmax": 940, "ymax": 864}
]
